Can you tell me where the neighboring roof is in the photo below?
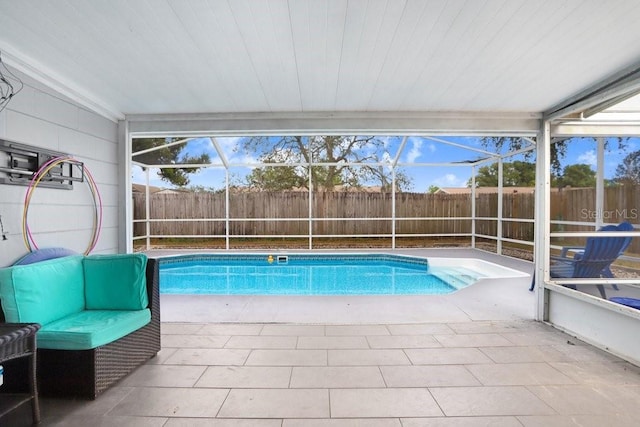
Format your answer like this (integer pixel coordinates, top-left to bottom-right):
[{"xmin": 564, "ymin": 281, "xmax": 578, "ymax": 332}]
[
  {"xmin": 437, "ymin": 187, "xmax": 537, "ymax": 195},
  {"xmin": 436, "ymin": 187, "xmax": 586, "ymax": 195},
  {"xmin": 1, "ymin": 1, "xmax": 640, "ymax": 125},
  {"xmin": 436, "ymin": 187, "xmax": 568, "ymax": 195},
  {"xmin": 220, "ymin": 185, "xmax": 392, "ymax": 193},
  {"xmin": 131, "ymin": 184, "xmax": 189, "ymax": 194}
]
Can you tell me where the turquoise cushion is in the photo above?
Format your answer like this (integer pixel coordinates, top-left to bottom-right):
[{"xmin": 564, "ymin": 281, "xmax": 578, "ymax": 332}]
[
  {"xmin": 83, "ymin": 254, "xmax": 148, "ymax": 310},
  {"xmin": 0, "ymin": 255, "xmax": 85, "ymax": 324},
  {"xmin": 38, "ymin": 309, "xmax": 151, "ymax": 350}
]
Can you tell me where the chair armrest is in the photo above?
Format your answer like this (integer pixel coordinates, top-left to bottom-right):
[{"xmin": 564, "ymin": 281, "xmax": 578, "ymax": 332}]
[
  {"xmin": 550, "ymin": 255, "xmax": 576, "ymax": 264},
  {"xmin": 559, "ymin": 246, "xmax": 585, "ymax": 258},
  {"xmin": 145, "ymin": 257, "xmax": 160, "ymax": 322}
]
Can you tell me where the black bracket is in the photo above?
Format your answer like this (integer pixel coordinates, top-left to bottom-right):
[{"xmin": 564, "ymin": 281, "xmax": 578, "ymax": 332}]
[{"xmin": 0, "ymin": 139, "xmax": 83, "ymax": 189}]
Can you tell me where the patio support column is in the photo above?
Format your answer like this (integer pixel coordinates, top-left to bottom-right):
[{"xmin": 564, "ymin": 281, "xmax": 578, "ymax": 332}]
[
  {"xmin": 225, "ymin": 169, "xmax": 230, "ymax": 250},
  {"xmin": 497, "ymin": 158, "xmax": 503, "ymax": 255},
  {"xmin": 534, "ymin": 120, "xmax": 551, "ymax": 321},
  {"xmin": 145, "ymin": 167, "xmax": 151, "ymax": 251},
  {"xmin": 596, "ymin": 137, "xmax": 605, "ymax": 229},
  {"xmin": 117, "ymin": 119, "xmax": 133, "ymax": 253},
  {"xmin": 392, "ymin": 167, "xmax": 396, "ymax": 249},
  {"xmin": 308, "ymin": 159, "xmax": 313, "ymax": 250},
  {"xmin": 471, "ymin": 166, "xmax": 476, "ymax": 248},
  {"xmin": 210, "ymin": 137, "xmax": 230, "ymax": 250}
]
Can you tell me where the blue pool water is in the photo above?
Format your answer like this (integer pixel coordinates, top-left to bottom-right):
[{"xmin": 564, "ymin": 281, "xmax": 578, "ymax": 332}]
[{"xmin": 159, "ymin": 254, "xmax": 484, "ymax": 295}]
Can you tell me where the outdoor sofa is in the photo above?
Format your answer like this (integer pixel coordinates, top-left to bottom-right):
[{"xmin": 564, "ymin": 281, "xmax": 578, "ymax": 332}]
[{"xmin": 0, "ymin": 253, "xmax": 160, "ymax": 399}]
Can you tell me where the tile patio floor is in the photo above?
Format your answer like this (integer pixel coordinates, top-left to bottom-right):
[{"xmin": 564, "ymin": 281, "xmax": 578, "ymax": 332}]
[{"xmin": 5, "ymin": 249, "xmax": 640, "ymax": 426}]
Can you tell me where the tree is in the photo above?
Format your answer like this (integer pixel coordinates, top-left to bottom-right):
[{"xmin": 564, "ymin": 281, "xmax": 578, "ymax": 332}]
[
  {"xmin": 239, "ymin": 136, "xmax": 413, "ymax": 191},
  {"xmin": 480, "ymin": 136, "xmax": 627, "ymax": 175},
  {"xmin": 556, "ymin": 164, "xmax": 596, "ymax": 187},
  {"xmin": 468, "ymin": 161, "xmax": 536, "ymax": 187},
  {"xmin": 427, "ymin": 185, "xmax": 440, "ymax": 194},
  {"xmin": 246, "ymin": 162, "xmax": 308, "ymax": 191},
  {"xmin": 615, "ymin": 150, "xmax": 640, "ymax": 185},
  {"xmin": 186, "ymin": 185, "xmax": 219, "ymax": 193},
  {"xmin": 132, "ymin": 138, "xmax": 210, "ymax": 187}
]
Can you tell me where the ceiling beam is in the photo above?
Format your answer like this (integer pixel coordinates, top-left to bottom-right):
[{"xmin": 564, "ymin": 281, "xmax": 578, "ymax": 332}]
[
  {"xmin": 1, "ymin": 45, "xmax": 125, "ymax": 122},
  {"xmin": 126, "ymin": 111, "xmax": 541, "ymax": 136},
  {"xmin": 551, "ymin": 123, "xmax": 640, "ymax": 137},
  {"xmin": 544, "ymin": 60, "xmax": 640, "ymax": 122}
]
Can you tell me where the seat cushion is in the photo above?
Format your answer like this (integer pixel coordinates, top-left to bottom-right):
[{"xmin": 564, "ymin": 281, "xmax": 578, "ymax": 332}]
[
  {"xmin": 0, "ymin": 255, "xmax": 85, "ymax": 324},
  {"xmin": 609, "ymin": 297, "xmax": 640, "ymax": 310},
  {"xmin": 549, "ymin": 263, "xmax": 574, "ymax": 278},
  {"xmin": 83, "ymin": 253, "xmax": 148, "ymax": 310},
  {"xmin": 38, "ymin": 309, "xmax": 151, "ymax": 350}
]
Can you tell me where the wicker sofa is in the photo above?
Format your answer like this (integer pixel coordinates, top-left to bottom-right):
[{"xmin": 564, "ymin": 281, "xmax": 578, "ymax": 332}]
[{"xmin": 0, "ymin": 254, "xmax": 160, "ymax": 399}]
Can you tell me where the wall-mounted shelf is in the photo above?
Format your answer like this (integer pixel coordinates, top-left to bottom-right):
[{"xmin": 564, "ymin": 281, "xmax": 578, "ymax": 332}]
[{"xmin": 0, "ymin": 139, "xmax": 83, "ymax": 189}]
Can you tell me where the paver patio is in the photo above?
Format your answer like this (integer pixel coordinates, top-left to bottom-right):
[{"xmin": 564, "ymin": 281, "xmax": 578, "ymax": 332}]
[{"xmin": 4, "ymin": 250, "xmax": 640, "ymax": 426}]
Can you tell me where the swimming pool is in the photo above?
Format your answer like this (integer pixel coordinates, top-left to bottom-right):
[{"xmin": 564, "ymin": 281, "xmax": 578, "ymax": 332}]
[{"xmin": 158, "ymin": 253, "xmax": 524, "ymax": 296}]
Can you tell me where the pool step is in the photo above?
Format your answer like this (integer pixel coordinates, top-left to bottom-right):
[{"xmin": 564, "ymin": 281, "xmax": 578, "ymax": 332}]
[{"xmin": 429, "ymin": 267, "xmax": 485, "ymax": 289}]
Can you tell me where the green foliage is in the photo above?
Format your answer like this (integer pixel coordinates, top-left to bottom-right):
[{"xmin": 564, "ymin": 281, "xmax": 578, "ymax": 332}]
[
  {"xmin": 239, "ymin": 136, "xmax": 413, "ymax": 192},
  {"xmin": 469, "ymin": 161, "xmax": 536, "ymax": 187},
  {"xmin": 556, "ymin": 164, "xmax": 596, "ymax": 188},
  {"xmin": 427, "ymin": 185, "xmax": 440, "ymax": 194},
  {"xmin": 615, "ymin": 150, "xmax": 640, "ymax": 185},
  {"xmin": 246, "ymin": 163, "xmax": 308, "ymax": 191},
  {"xmin": 186, "ymin": 185, "xmax": 219, "ymax": 193},
  {"xmin": 479, "ymin": 136, "xmax": 628, "ymax": 176},
  {"xmin": 132, "ymin": 138, "xmax": 210, "ymax": 187}
]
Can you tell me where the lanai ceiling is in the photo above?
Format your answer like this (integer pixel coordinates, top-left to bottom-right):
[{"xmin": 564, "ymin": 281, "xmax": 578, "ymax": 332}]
[{"xmin": 1, "ymin": 0, "xmax": 640, "ymax": 125}]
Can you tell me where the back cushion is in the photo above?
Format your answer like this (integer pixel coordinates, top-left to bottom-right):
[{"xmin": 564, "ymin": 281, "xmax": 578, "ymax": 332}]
[
  {"xmin": 12, "ymin": 247, "xmax": 78, "ymax": 265},
  {"xmin": 0, "ymin": 255, "xmax": 85, "ymax": 324},
  {"xmin": 83, "ymin": 254, "xmax": 148, "ymax": 310}
]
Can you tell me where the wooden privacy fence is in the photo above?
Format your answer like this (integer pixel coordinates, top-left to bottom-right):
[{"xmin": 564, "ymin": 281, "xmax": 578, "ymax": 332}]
[
  {"xmin": 132, "ymin": 186, "xmax": 639, "ymax": 251},
  {"xmin": 133, "ymin": 192, "xmax": 473, "ymax": 237}
]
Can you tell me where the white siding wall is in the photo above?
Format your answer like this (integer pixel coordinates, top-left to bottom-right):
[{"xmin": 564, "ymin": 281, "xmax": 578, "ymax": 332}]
[{"xmin": 0, "ymin": 67, "xmax": 119, "ymax": 267}]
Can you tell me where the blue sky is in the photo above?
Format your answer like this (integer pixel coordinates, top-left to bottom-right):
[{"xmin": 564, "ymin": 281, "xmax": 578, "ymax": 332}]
[{"xmin": 132, "ymin": 136, "xmax": 639, "ymax": 192}]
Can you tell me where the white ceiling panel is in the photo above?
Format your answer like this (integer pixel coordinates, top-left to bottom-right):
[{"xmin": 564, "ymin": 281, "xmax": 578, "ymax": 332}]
[{"xmin": 1, "ymin": 0, "xmax": 640, "ymax": 122}]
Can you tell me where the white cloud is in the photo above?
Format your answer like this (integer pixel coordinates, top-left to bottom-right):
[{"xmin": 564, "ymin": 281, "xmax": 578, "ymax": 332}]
[
  {"xmin": 214, "ymin": 137, "xmax": 260, "ymax": 165},
  {"xmin": 433, "ymin": 173, "xmax": 466, "ymax": 188},
  {"xmin": 131, "ymin": 166, "xmax": 168, "ymax": 187},
  {"xmin": 577, "ymin": 150, "xmax": 597, "ymax": 166},
  {"xmin": 187, "ymin": 137, "xmax": 214, "ymax": 151},
  {"xmin": 428, "ymin": 143, "xmax": 437, "ymax": 153},
  {"xmin": 405, "ymin": 139, "xmax": 423, "ymax": 163}
]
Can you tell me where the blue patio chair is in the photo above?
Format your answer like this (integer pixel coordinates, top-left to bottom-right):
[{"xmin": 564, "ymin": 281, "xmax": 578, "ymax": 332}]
[
  {"xmin": 528, "ymin": 221, "xmax": 634, "ymax": 293},
  {"xmin": 563, "ymin": 221, "xmax": 635, "ymax": 280},
  {"xmin": 548, "ymin": 221, "xmax": 633, "ymax": 298}
]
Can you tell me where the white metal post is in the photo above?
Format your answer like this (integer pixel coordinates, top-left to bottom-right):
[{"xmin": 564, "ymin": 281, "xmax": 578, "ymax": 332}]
[
  {"xmin": 308, "ymin": 159, "xmax": 313, "ymax": 250},
  {"xmin": 471, "ymin": 166, "xmax": 476, "ymax": 248},
  {"xmin": 392, "ymin": 166, "xmax": 396, "ymax": 249},
  {"xmin": 145, "ymin": 167, "xmax": 150, "ymax": 251},
  {"xmin": 118, "ymin": 120, "xmax": 133, "ymax": 253},
  {"xmin": 225, "ymin": 169, "xmax": 230, "ymax": 250},
  {"xmin": 596, "ymin": 137, "xmax": 605, "ymax": 229},
  {"xmin": 392, "ymin": 136, "xmax": 408, "ymax": 250},
  {"xmin": 497, "ymin": 158, "xmax": 503, "ymax": 255},
  {"xmin": 534, "ymin": 121, "xmax": 551, "ymax": 321},
  {"xmin": 210, "ymin": 137, "xmax": 231, "ymax": 250}
]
